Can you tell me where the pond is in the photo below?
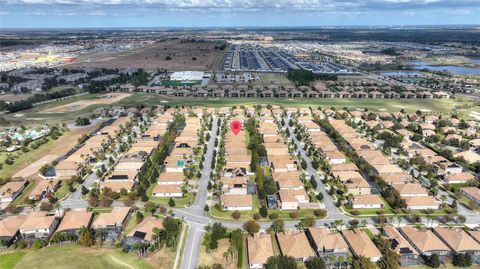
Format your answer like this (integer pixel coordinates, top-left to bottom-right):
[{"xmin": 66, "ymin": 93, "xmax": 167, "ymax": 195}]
[{"xmin": 409, "ymin": 61, "xmax": 480, "ymax": 75}]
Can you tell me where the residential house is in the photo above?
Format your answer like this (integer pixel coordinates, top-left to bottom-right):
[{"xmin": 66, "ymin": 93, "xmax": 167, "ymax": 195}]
[
  {"xmin": 433, "ymin": 227, "xmax": 480, "ymax": 263},
  {"xmin": 306, "ymin": 227, "xmax": 349, "ymax": 258},
  {"xmin": 460, "ymin": 187, "xmax": 480, "ymax": 206},
  {"xmin": 152, "ymin": 184, "xmax": 183, "ymax": 197},
  {"xmin": 341, "ymin": 229, "xmax": 382, "ymax": 262},
  {"xmin": 19, "ymin": 212, "xmax": 60, "ymax": 239},
  {"xmin": 0, "ymin": 181, "xmax": 28, "ymax": 203},
  {"xmin": 124, "ymin": 216, "xmax": 164, "ymax": 246},
  {"xmin": 247, "ymin": 233, "xmax": 274, "ymax": 269},
  {"xmin": 220, "ymin": 194, "xmax": 253, "ymax": 211},
  {"xmin": 400, "ymin": 226, "xmax": 450, "ymax": 261},
  {"xmin": 277, "ymin": 231, "xmax": 315, "ymax": 262},
  {"xmin": 382, "ymin": 226, "xmax": 421, "ymax": 266},
  {"xmin": 56, "ymin": 210, "xmax": 93, "ymax": 236},
  {"xmin": 350, "ymin": 195, "xmax": 384, "ymax": 209},
  {"xmin": 0, "ymin": 214, "xmax": 27, "ymax": 246},
  {"xmin": 92, "ymin": 207, "xmax": 131, "ymax": 240},
  {"xmin": 278, "ymin": 189, "xmax": 309, "ymax": 210}
]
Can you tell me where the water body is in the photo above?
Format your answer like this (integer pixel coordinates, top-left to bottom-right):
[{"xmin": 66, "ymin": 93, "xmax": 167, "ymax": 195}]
[{"xmin": 409, "ymin": 61, "xmax": 480, "ymax": 75}]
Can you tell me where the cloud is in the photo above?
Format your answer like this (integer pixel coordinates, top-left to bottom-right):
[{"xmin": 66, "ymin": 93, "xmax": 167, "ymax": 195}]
[{"xmin": 4, "ymin": 0, "xmax": 479, "ymax": 13}]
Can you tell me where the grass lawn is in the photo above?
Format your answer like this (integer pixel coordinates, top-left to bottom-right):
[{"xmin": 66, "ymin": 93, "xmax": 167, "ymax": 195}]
[
  {"xmin": 210, "ymin": 204, "xmax": 322, "ymax": 221},
  {"xmin": 147, "ymin": 186, "xmax": 195, "ymax": 208},
  {"xmin": 112, "ymin": 93, "xmax": 470, "ymax": 114},
  {"xmin": 259, "ymin": 74, "xmax": 292, "ymax": 85},
  {"xmin": 362, "ymin": 228, "xmax": 375, "ymax": 239},
  {"xmin": 0, "ymin": 135, "xmax": 59, "ymax": 178},
  {"xmin": 0, "ymin": 251, "xmax": 26, "ymax": 269},
  {"xmin": 54, "ymin": 181, "xmax": 76, "ymax": 200},
  {"xmin": 8, "ymin": 245, "xmax": 155, "ymax": 269},
  {"xmin": 91, "ymin": 207, "xmax": 113, "ymax": 213},
  {"xmin": 11, "ymin": 181, "xmax": 36, "ymax": 206},
  {"xmin": 8, "ymin": 93, "xmax": 476, "ymax": 127},
  {"xmin": 270, "ymin": 232, "xmax": 281, "ymax": 256}
]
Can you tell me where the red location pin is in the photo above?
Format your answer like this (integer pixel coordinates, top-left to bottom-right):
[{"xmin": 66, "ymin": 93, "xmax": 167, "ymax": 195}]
[{"xmin": 230, "ymin": 120, "xmax": 242, "ymax": 135}]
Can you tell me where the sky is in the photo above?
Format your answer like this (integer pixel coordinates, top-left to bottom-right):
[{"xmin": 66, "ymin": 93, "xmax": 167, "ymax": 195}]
[{"xmin": 0, "ymin": 0, "xmax": 479, "ymax": 28}]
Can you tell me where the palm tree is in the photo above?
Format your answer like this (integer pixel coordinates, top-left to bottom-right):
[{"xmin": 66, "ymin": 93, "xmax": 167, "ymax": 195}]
[{"xmin": 337, "ymin": 256, "xmax": 345, "ymax": 269}]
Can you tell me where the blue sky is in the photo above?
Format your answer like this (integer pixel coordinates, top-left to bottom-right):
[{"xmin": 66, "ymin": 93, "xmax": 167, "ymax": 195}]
[{"xmin": 0, "ymin": 0, "xmax": 479, "ymax": 28}]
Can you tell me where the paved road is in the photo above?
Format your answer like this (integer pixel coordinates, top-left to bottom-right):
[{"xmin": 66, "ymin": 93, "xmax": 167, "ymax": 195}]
[
  {"xmin": 180, "ymin": 115, "xmax": 218, "ymax": 269},
  {"xmin": 284, "ymin": 115, "xmax": 349, "ymax": 222},
  {"xmin": 61, "ymin": 172, "xmax": 98, "ymax": 209}
]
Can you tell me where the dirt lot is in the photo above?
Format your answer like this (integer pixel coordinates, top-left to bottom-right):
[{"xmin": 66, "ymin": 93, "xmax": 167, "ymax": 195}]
[
  {"xmin": 198, "ymin": 239, "xmax": 237, "ymax": 269},
  {"xmin": 63, "ymin": 41, "xmax": 226, "ymax": 71},
  {"xmin": 43, "ymin": 93, "xmax": 130, "ymax": 113}
]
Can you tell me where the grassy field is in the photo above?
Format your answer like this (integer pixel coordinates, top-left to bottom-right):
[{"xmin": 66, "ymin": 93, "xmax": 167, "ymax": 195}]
[
  {"xmin": 5, "ymin": 93, "xmax": 475, "ymax": 128},
  {"xmin": 0, "ymin": 137, "xmax": 58, "ymax": 179},
  {"xmin": 1, "ymin": 246, "xmax": 155, "ymax": 269},
  {"xmin": 0, "ymin": 251, "xmax": 26, "ymax": 269},
  {"xmin": 259, "ymin": 74, "xmax": 292, "ymax": 85},
  {"xmin": 114, "ymin": 93, "xmax": 472, "ymax": 114}
]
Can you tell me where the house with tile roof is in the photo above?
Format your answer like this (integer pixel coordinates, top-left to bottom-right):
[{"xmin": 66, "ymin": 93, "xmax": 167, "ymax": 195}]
[
  {"xmin": 382, "ymin": 226, "xmax": 421, "ymax": 266},
  {"xmin": 306, "ymin": 228, "xmax": 349, "ymax": 258},
  {"xmin": 341, "ymin": 229, "xmax": 382, "ymax": 262},
  {"xmin": 399, "ymin": 226, "xmax": 451, "ymax": 261},
  {"xmin": 247, "ymin": 233, "xmax": 274, "ymax": 269},
  {"xmin": 277, "ymin": 231, "xmax": 315, "ymax": 262}
]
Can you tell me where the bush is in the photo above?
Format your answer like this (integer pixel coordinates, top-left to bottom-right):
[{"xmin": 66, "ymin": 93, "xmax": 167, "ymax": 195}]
[
  {"xmin": 31, "ymin": 239, "xmax": 43, "ymax": 250},
  {"xmin": 253, "ymin": 213, "xmax": 261, "ymax": 220},
  {"xmin": 259, "ymin": 205, "xmax": 268, "ymax": 218},
  {"xmin": 350, "ymin": 209, "xmax": 361, "ymax": 216},
  {"xmin": 314, "ymin": 209, "xmax": 327, "ymax": 218},
  {"xmin": 231, "ymin": 210, "xmax": 241, "ymax": 219},
  {"xmin": 289, "ymin": 211, "xmax": 299, "ymax": 219},
  {"xmin": 268, "ymin": 213, "xmax": 279, "ymax": 220}
]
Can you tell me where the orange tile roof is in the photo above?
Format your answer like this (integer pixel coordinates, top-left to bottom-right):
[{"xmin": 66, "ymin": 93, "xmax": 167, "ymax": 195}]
[{"xmin": 247, "ymin": 233, "xmax": 274, "ymax": 265}]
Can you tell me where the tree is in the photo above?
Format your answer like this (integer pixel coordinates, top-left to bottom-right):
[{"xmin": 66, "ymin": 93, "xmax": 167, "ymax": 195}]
[
  {"xmin": 305, "ymin": 257, "xmax": 326, "ymax": 269},
  {"xmin": 271, "ymin": 219, "xmax": 285, "ymax": 233},
  {"xmin": 78, "ymin": 226, "xmax": 95, "ymax": 247},
  {"xmin": 373, "ymin": 236, "xmax": 400, "ymax": 269},
  {"xmin": 352, "ymin": 256, "xmax": 376, "ymax": 269},
  {"xmin": 265, "ymin": 256, "xmax": 297, "ymax": 269},
  {"xmin": 259, "ymin": 205, "xmax": 268, "ymax": 218},
  {"xmin": 144, "ymin": 201, "xmax": 157, "ymax": 215},
  {"xmin": 425, "ymin": 253, "xmax": 441, "ymax": 268},
  {"xmin": 243, "ymin": 220, "xmax": 260, "ymax": 235},
  {"xmin": 204, "ymin": 204, "xmax": 210, "ymax": 212},
  {"xmin": 168, "ymin": 197, "xmax": 176, "ymax": 207}
]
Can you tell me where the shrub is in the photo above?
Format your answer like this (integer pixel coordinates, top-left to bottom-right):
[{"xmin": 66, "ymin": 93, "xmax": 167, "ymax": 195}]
[
  {"xmin": 350, "ymin": 209, "xmax": 361, "ymax": 216},
  {"xmin": 289, "ymin": 211, "xmax": 299, "ymax": 219},
  {"xmin": 231, "ymin": 210, "xmax": 241, "ymax": 219},
  {"xmin": 314, "ymin": 209, "xmax": 327, "ymax": 218},
  {"xmin": 253, "ymin": 213, "xmax": 261, "ymax": 220},
  {"xmin": 269, "ymin": 212, "xmax": 279, "ymax": 220}
]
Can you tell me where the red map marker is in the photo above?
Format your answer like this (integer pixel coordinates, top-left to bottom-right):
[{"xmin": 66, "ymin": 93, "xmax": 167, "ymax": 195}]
[{"xmin": 230, "ymin": 120, "xmax": 242, "ymax": 135}]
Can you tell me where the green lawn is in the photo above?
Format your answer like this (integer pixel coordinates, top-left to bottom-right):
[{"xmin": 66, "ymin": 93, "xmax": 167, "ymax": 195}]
[
  {"xmin": 210, "ymin": 204, "xmax": 322, "ymax": 221},
  {"xmin": 146, "ymin": 185, "xmax": 195, "ymax": 208},
  {"xmin": 0, "ymin": 252, "xmax": 26, "ymax": 269},
  {"xmin": 5, "ymin": 245, "xmax": 155, "ymax": 269},
  {"xmin": 11, "ymin": 181, "xmax": 36, "ymax": 206},
  {"xmin": 117, "ymin": 94, "xmax": 464, "ymax": 113},
  {"xmin": 0, "ymin": 134, "xmax": 62, "ymax": 178}
]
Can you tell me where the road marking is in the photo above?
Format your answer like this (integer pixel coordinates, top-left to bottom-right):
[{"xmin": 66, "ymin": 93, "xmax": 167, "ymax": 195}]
[{"xmin": 186, "ymin": 230, "xmax": 200, "ymax": 269}]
